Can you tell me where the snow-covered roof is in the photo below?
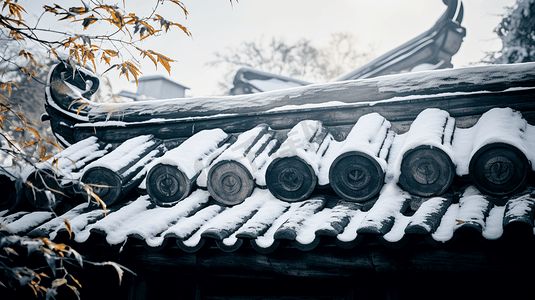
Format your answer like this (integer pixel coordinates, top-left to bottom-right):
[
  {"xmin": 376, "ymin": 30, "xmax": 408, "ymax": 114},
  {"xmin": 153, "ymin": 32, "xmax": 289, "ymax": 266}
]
[{"xmin": 2, "ymin": 107, "xmax": 534, "ymax": 255}]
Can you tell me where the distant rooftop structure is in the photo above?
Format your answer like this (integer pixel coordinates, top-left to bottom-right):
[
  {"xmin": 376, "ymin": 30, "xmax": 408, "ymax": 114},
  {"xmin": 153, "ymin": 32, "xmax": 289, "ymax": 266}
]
[
  {"xmin": 118, "ymin": 74, "xmax": 189, "ymax": 101},
  {"xmin": 230, "ymin": 0, "xmax": 466, "ymax": 95},
  {"xmin": 230, "ymin": 68, "xmax": 312, "ymax": 95}
]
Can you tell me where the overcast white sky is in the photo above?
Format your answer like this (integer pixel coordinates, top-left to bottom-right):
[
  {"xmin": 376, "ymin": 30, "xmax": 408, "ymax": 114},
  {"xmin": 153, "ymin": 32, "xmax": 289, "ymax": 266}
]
[{"xmin": 23, "ymin": 0, "xmax": 518, "ymax": 97}]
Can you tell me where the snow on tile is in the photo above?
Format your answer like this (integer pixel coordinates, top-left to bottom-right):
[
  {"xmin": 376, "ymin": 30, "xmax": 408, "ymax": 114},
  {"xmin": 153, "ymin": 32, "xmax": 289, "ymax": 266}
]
[
  {"xmin": 314, "ymin": 201, "xmax": 362, "ymax": 236},
  {"xmin": 317, "ymin": 138, "xmax": 343, "ymax": 186},
  {"xmin": 163, "ymin": 204, "xmax": 226, "ymax": 241},
  {"xmin": 253, "ymin": 201, "xmax": 302, "ymax": 249},
  {"xmin": 182, "ymin": 190, "xmax": 267, "ymax": 247},
  {"xmin": 382, "ymin": 213, "xmax": 411, "ymax": 243},
  {"xmin": 503, "ymin": 193, "xmax": 535, "ymax": 226},
  {"xmin": 108, "ymin": 190, "xmax": 211, "ymax": 247},
  {"xmin": 482, "ymin": 205, "xmax": 505, "ymax": 240},
  {"xmin": 1, "ymin": 211, "xmax": 31, "ymax": 226},
  {"xmin": 212, "ymin": 125, "xmax": 264, "ymax": 167},
  {"xmin": 121, "ymin": 146, "xmax": 164, "ymax": 182},
  {"xmin": 204, "ymin": 192, "xmax": 271, "ymax": 246},
  {"xmin": 250, "ymin": 135, "xmax": 278, "ymax": 184},
  {"xmin": 2, "ymin": 211, "xmax": 54, "ymax": 234},
  {"xmin": 271, "ymin": 120, "xmax": 332, "ymax": 177},
  {"xmin": 332, "ymin": 113, "xmax": 392, "ymax": 172},
  {"xmin": 454, "ymin": 186, "xmax": 493, "ymax": 231},
  {"xmin": 384, "ymin": 133, "xmax": 407, "ymax": 183},
  {"xmin": 154, "ymin": 129, "xmax": 228, "ymax": 179},
  {"xmin": 358, "ymin": 183, "xmax": 410, "ymax": 234},
  {"xmin": 30, "ymin": 202, "xmax": 90, "ymax": 236},
  {"xmin": 431, "ymin": 203, "xmax": 460, "ymax": 243},
  {"xmin": 83, "ymin": 135, "xmax": 157, "ymax": 173},
  {"xmin": 336, "ymin": 210, "xmax": 367, "ymax": 242},
  {"xmin": 253, "ymin": 139, "xmax": 279, "ymax": 187},
  {"xmin": 389, "ymin": 108, "xmax": 455, "ymax": 181},
  {"xmin": 376, "ymin": 63, "xmax": 535, "ymax": 94},
  {"xmin": 29, "ymin": 136, "xmax": 110, "ymax": 184},
  {"xmin": 248, "ymin": 78, "xmax": 304, "ymax": 92},
  {"xmin": 406, "ymin": 196, "xmax": 452, "ymax": 234},
  {"xmin": 195, "ymin": 144, "xmax": 230, "ymax": 188},
  {"xmin": 86, "ymin": 63, "xmax": 535, "ymax": 123},
  {"xmin": 453, "ymin": 107, "xmax": 533, "ymax": 175},
  {"xmin": 449, "ymin": 127, "xmax": 473, "ymax": 176},
  {"xmin": 233, "ymin": 191, "xmax": 291, "ymax": 239},
  {"xmin": 52, "ymin": 207, "xmax": 107, "ymax": 242},
  {"xmin": 72, "ymin": 196, "xmax": 153, "ymax": 244},
  {"xmin": 205, "ymin": 125, "xmax": 275, "ymax": 180},
  {"xmin": 73, "ymin": 191, "xmax": 210, "ymax": 246},
  {"xmin": 274, "ymin": 196, "xmax": 327, "ymax": 241},
  {"xmin": 295, "ymin": 209, "xmax": 332, "ymax": 245}
]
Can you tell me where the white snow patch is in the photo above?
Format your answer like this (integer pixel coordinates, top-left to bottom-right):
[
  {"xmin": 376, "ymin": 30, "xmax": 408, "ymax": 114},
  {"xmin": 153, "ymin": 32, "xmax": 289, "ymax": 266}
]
[
  {"xmin": 163, "ymin": 204, "xmax": 224, "ymax": 241},
  {"xmin": 383, "ymin": 213, "xmax": 411, "ymax": 243},
  {"xmin": 248, "ymin": 78, "xmax": 304, "ymax": 92},
  {"xmin": 252, "ymin": 139, "xmax": 279, "ymax": 186},
  {"xmin": 267, "ymin": 101, "xmax": 352, "ymax": 112},
  {"xmin": 454, "ymin": 187, "xmax": 490, "ymax": 230},
  {"xmin": 183, "ymin": 190, "xmax": 266, "ymax": 247},
  {"xmin": 34, "ymin": 202, "xmax": 90, "ymax": 236},
  {"xmin": 505, "ymin": 194, "xmax": 535, "ymax": 219},
  {"xmin": 152, "ymin": 129, "xmax": 228, "ymax": 179},
  {"xmin": 233, "ymin": 190, "xmax": 291, "ymax": 237},
  {"xmin": 337, "ymin": 210, "xmax": 367, "ymax": 242},
  {"xmin": 453, "ymin": 107, "xmax": 532, "ymax": 175},
  {"xmin": 359, "ymin": 182, "xmax": 410, "ymax": 230},
  {"xmin": 83, "ymin": 135, "xmax": 156, "ymax": 173},
  {"xmin": 72, "ymin": 196, "xmax": 152, "ymax": 244},
  {"xmin": 334, "ymin": 113, "xmax": 391, "ymax": 171},
  {"xmin": 271, "ymin": 120, "xmax": 329, "ymax": 176},
  {"xmin": 407, "ymin": 196, "xmax": 449, "ymax": 232},
  {"xmin": 3, "ymin": 212, "xmax": 54, "ymax": 234},
  {"xmin": 431, "ymin": 203, "xmax": 460, "ymax": 242},
  {"xmin": 295, "ymin": 209, "xmax": 332, "ymax": 245},
  {"xmin": 390, "ymin": 108, "xmax": 455, "ymax": 181},
  {"xmin": 206, "ymin": 126, "xmax": 274, "ymax": 179},
  {"xmin": 254, "ymin": 202, "xmax": 302, "ymax": 248},
  {"xmin": 482, "ymin": 205, "xmax": 505, "ymax": 240},
  {"xmin": 376, "ymin": 63, "xmax": 535, "ymax": 94},
  {"xmin": 317, "ymin": 139, "xmax": 344, "ymax": 185},
  {"xmin": 107, "ymin": 190, "xmax": 211, "ymax": 247}
]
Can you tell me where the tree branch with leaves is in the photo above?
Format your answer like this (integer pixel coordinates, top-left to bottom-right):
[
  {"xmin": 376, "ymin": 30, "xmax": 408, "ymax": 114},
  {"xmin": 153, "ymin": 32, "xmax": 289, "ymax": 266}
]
[
  {"xmin": 0, "ymin": 1, "xmax": 237, "ymax": 298},
  {"xmin": 208, "ymin": 32, "xmax": 374, "ymax": 94}
]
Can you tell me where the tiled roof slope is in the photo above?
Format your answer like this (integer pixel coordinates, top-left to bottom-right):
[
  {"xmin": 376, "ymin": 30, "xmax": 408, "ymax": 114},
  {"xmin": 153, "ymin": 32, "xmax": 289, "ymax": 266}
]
[
  {"xmin": 1, "ymin": 108, "xmax": 534, "ymax": 254},
  {"xmin": 1, "ymin": 186, "xmax": 534, "ymax": 254}
]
